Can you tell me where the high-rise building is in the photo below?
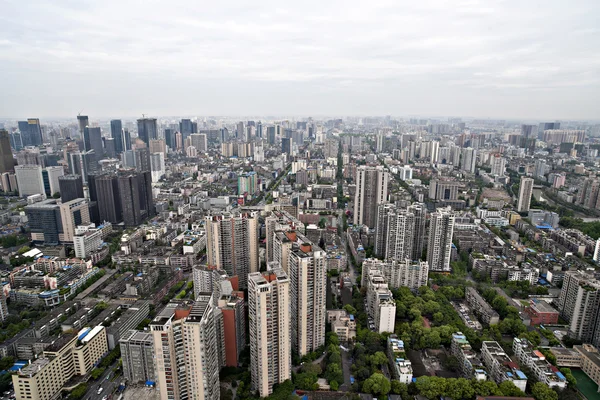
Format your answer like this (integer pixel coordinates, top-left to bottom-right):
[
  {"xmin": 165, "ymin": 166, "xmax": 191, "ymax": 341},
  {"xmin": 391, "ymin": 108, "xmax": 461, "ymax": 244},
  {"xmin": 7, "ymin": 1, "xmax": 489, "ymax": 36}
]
[
  {"xmin": 363, "ymin": 264, "xmax": 396, "ymax": 333},
  {"xmin": 150, "ymin": 152, "xmax": 165, "ymax": 182},
  {"xmin": 517, "ymin": 176, "xmax": 534, "ymax": 212},
  {"xmin": 429, "ymin": 179, "xmax": 459, "ymax": 201},
  {"xmin": 190, "ymin": 134, "xmax": 208, "ymax": 153},
  {"xmin": 151, "ymin": 296, "xmax": 220, "ymax": 400},
  {"xmin": 134, "ymin": 147, "xmax": 151, "ymax": 172},
  {"xmin": 490, "ymin": 154, "xmax": 506, "ymax": 176},
  {"xmin": 281, "ymin": 137, "xmax": 291, "ymax": 155},
  {"xmin": 248, "ymin": 269, "xmax": 291, "ymax": 397},
  {"xmin": 118, "ymin": 171, "xmax": 154, "ymax": 226},
  {"xmin": 353, "ymin": 165, "xmax": 389, "ymax": 228},
  {"xmin": 237, "ymin": 172, "xmax": 257, "ymax": 195},
  {"xmin": 0, "ymin": 130, "xmax": 14, "ymax": 173},
  {"xmin": 25, "ymin": 198, "xmax": 90, "ymax": 244},
  {"xmin": 120, "ymin": 330, "xmax": 155, "ymax": 385},
  {"xmin": 427, "ymin": 208, "xmax": 455, "ymax": 272},
  {"xmin": 104, "ymin": 137, "xmax": 116, "ymax": 159},
  {"xmin": 205, "ymin": 212, "xmax": 259, "ymax": 288},
  {"xmin": 236, "ymin": 121, "xmax": 244, "ymax": 139},
  {"xmin": 15, "ymin": 164, "xmax": 44, "ymax": 197},
  {"xmin": 67, "ymin": 151, "xmax": 95, "ymax": 183},
  {"xmin": 110, "ymin": 119, "xmax": 124, "ymax": 154},
  {"xmin": 59, "ymin": 174, "xmax": 84, "ymax": 203},
  {"xmin": 42, "ymin": 166, "xmax": 64, "ymax": 197},
  {"xmin": 375, "ymin": 203, "xmax": 426, "ymax": 261},
  {"xmin": 123, "ymin": 129, "xmax": 132, "ymax": 151},
  {"xmin": 460, "ymin": 147, "xmax": 477, "ymax": 173},
  {"xmin": 164, "ymin": 128, "xmax": 176, "ymax": 150},
  {"xmin": 83, "ymin": 127, "xmax": 104, "ymax": 162},
  {"xmin": 88, "ymin": 173, "xmax": 122, "ymax": 224},
  {"xmin": 180, "ymin": 119, "xmax": 194, "ymax": 139},
  {"xmin": 267, "ymin": 126, "xmax": 276, "ymax": 144},
  {"xmin": 557, "ymin": 271, "xmax": 600, "ymax": 346},
  {"xmin": 0, "ymin": 290, "xmax": 8, "ymax": 323},
  {"xmin": 137, "ymin": 118, "xmax": 158, "ymax": 145},
  {"xmin": 217, "ymin": 288, "xmax": 246, "ymax": 367},
  {"xmin": 18, "ymin": 118, "xmax": 43, "ymax": 147},
  {"xmin": 149, "ymin": 139, "xmax": 167, "ymax": 155},
  {"xmin": 289, "ymin": 243, "xmax": 326, "ymax": 356},
  {"xmin": 77, "ymin": 115, "xmax": 89, "ymax": 136}
]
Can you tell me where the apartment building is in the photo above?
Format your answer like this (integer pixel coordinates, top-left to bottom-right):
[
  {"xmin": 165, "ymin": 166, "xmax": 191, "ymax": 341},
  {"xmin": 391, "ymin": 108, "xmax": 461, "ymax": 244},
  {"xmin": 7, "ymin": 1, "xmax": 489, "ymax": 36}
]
[
  {"xmin": 523, "ymin": 299, "xmax": 559, "ymax": 326},
  {"xmin": 387, "ymin": 335, "xmax": 413, "ymax": 384},
  {"xmin": 120, "ymin": 330, "xmax": 155, "ymax": 384},
  {"xmin": 550, "ymin": 347, "xmax": 582, "ymax": 368},
  {"xmin": 289, "ymin": 243, "xmax": 326, "ymax": 356},
  {"xmin": 513, "ymin": 338, "xmax": 567, "ymax": 389},
  {"xmin": 364, "ymin": 265, "xmax": 396, "ymax": 334},
  {"xmin": 557, "ymin": 270, "xmax": 600, "ymax": 346},
  {"xmin": 451, "ymin": 332, "xmax": 487, "ymax": 380},
  {"xmin": 248, "ymin": 269, "xmax": 291, "ymax": 397},
  {"xmin": 427, "ymin": 207, "xmax": 455, "ymax": 272},
  {"xmin": 465, "ymin": 287, "xmax": 500, "ymax": 325},
  {"xmin": 150, "ymin": 296, "xmax": 220, "ymax": 400},
  {"xmin": 481, "ymin": 341, "xmax": 528, "ymax": 392}
]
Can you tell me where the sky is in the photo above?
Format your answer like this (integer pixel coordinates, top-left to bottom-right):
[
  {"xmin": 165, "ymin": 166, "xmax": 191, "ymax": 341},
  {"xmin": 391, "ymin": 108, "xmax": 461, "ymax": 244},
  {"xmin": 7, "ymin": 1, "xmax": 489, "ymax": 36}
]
[{"xmin": 0, "ymin": 0, "xmax": 599, "ymax": 120}]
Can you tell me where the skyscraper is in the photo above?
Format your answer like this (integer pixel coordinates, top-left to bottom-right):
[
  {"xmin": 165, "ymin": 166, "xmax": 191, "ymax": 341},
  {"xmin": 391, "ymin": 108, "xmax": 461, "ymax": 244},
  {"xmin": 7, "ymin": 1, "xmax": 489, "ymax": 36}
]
[
  {"xmin": 120, "ymin": 330, "xmax": 155, "ymax": 385},
  {"xmin": 460, "ymin": 147, "xmax": 477, "ymax": 173},
  {"xmin": 83, "ymin": 127, "xmax": 104, "ymax": 162},
  {"xmin": 0, "ymin": 130, "xmax": 14, "ymax": 173},
  {"xmin": 180, "ymin": 119, "xmax": 194, "ymax": 139},
  {"xmin": 490, "ymin": 154, "xmax": 506, "ymax": 176},
  {"xmin": 517, "ymin": 176, "xmax": 534, "ymax": 212},
  {"xmin": 118, "ymin": 170, "xmax": 154, "ymax": 226},
  {"xmin": 123, "ymin": 129, "xmax": 132, "ymax": 151},
  {"xmin": 190, "ymin": 134, "xmax": 208, "ymax": 153},
  {"xmin": 353, "ymin": 165, "xmax": 389, "ymax": 228},
  {"xmin": 248, "ymin": 269, "xmax": 291, "ymax": 397},
  {"xmin": 427, "ymin": 208, "xmax": 455, "ymax": 272},
  {"xmin": 281, "ymin": 137, "xmax": 291, "ymax": 155},
  {"xmin": 137, "ymin": 118, "xmax": 158, "ymax": 145},
  {"xmin": 77, "ymin": 115, "xmax": 89, "ymax": 136},
  {"xmin": 205, "ymin": 212, "xmax": 259, "ymax": 288},
  {"xmin": 289, "ymin": 242, "xmax": 326, "ymax": 356},
  {"xmin": 25, "ymin": 198, "xmax": 90, "ymax": 244},
  {"xmin": 164, "ymin": 128, "xmax": 176, "ymax": 150},
  {"xmin": 267, "ymin": 126, "xmax": 276, "ymax": 144},
  {"xmin": 150, "ymin": 296, "xmax": 220, "ymax": 400},
  {"xmin": 134, "ymin": 147, "xmax": 151, "ymax": 172},
  {"xmin": 88, "ymin": 173, "xmax": 123, "ymax": 224},
  {"xmin": 18, "ymin": 118, "xmax": 43, "ymax": 146},
  {"xmin": 42, "ymin": 166, "xmax": 64, "ymax": 197},
  {"xmin": 236, "ymin": 121, "xmax": 244, "ymax": 140},
  {"xmin": 15, "ymin": 164, "xmax": 44, "ymax": 197},
  {"xmin": 59, "ymin": 174, "xmax": 84, "ymax": 203},
  {"xmin": 110, "ymin": 119, "xmax": 124, "ymax": 154}
]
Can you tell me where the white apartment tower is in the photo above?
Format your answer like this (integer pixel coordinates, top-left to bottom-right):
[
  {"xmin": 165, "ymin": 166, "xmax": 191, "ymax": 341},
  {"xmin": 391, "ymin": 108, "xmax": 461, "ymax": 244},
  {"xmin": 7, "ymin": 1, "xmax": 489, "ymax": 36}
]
[
  {"xmin": 150, "ymin": 296, "xmax": 220, "ymax": 400},
  {"xmin": 517, "ymin": 176, "xmax": 534, "ymax": 212},
  {"xmin": 427, "ymin": 208, "xmax": 455, "ymax": 272},
  {"xmin": 490, "ymin": 154, "xmax": 506, "ymax": 176},
  {"xmin": 248, "ymin": 269, "xmax": 292, "ymax": 397},
  {"xmin": 289, "ymin": 243, "xmax": 327, "ymax": 356},
  {"xmin": 353, "ymin": 165, "xmax": 389, "ymax": 228},
  {"xmin": 205, "ymin": 211, "xmax": 259, "ymax": 288}
]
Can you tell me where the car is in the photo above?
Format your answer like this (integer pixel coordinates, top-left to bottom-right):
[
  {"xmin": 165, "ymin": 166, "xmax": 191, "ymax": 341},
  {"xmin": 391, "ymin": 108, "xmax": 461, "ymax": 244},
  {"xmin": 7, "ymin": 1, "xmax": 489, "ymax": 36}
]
[{"xmin": 97, "ymin": 387, "xmax": 103, "ymax": 395}]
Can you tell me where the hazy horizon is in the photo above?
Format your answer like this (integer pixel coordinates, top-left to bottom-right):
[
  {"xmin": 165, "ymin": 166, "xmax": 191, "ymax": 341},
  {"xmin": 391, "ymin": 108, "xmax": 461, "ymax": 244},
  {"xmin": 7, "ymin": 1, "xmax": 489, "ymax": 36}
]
[{"xmin": 1, "ymin": 0, "xmax": 599, "ymax": 120}]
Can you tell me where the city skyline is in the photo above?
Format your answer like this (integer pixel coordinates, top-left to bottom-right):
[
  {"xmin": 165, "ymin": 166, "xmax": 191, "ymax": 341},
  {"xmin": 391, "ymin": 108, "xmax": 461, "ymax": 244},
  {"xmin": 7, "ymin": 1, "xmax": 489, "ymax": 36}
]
[{"xmin": 1, "ymin": 0, "xmax": 599, "ymax": 119}]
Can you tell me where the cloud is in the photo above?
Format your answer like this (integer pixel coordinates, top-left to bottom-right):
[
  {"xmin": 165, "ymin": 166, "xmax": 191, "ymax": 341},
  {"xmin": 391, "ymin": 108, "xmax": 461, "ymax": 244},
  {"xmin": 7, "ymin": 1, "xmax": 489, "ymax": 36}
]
[{"xmin": 0, "ymin": 0, "xmax": 599, "ymax": 119}]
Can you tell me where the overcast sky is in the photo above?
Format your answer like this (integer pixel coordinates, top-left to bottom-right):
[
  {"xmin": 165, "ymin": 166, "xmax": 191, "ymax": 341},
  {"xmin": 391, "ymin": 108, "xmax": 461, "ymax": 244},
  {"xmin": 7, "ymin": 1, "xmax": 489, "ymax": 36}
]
[{"xmin": 1, "ymin": 0, "xmax": 599, "ymax": 120}]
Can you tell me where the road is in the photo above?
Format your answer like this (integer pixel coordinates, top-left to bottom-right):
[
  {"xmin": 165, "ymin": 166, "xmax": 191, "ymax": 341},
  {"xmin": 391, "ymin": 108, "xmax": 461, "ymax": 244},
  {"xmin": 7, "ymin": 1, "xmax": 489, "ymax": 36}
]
[
  {"xmin": 339, "ymin": 346, "xmax": 352, "ymax": 392},
  {"xmin": 84, "ymin": 362, "xmax": 120, "ymax": 400},
  {"xmin": 76, "ymin": 269, "xmax": 117, "ymax": 301}
]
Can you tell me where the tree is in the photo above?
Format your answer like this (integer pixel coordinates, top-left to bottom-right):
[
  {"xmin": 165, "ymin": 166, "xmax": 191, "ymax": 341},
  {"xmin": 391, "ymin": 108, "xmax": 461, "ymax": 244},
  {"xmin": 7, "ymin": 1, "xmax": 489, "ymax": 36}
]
[
  {"xmin": 362, "ymin": 373, "xmax": 391, "ymax": 396},
  {"xmin": 318, "ymin": 218, "xmax": 327, "ymax": 229},
  {"xmin": 391, "ymin": 381, "xmax": 409, "ymax": 397},
  {"xmin": 369, "ymin": 351, "xmax": 388, "ymax": 368},
  {"xmin": 0, "ymin": 356, "xmax": 15, "ymax": 371},
  {"xmin": 498, "ymin": 380, "xmax": 525, "ymax": 397},
  {"xmin": 69, "ymin": 383, "xmax": 88, "ymax": 400},
  {"xmin": 17, "ymin": 245, "xmax": 31, "ymax": 254},
  {"xmin": 445, "ymin": 378, "xmax": 475, "ymax": 400},
  {"xmin": 343, "ymin": 304, "xmax": 357, "ymax": 315},
  {"xmin": 52, "ymin": 192, "xmax": 61, "ymax": 199},
  {"xmin": 330, "ymin": 380, "xmax": 339, "ymax": 391},
  {"xmin": 472, "ymin": 379, "xmax": 502, "ymax": 396},
  {"xmin": 295, "ymin": 372, "xmax": 318, "ymax": 390},
  {"xmin": 415, "ymin": 376, "xmax": 447, "ymax": 399},
  {"xmin": 442, "ymin": 355, "xmax": 460, "ymax": 372},
  {"xmin": 532, "ymin": 382, "xmax": 558, "ymax": 400},
  {"xmin": 559, "ymin": 368, "xmax": 577, "ymax": 386}
]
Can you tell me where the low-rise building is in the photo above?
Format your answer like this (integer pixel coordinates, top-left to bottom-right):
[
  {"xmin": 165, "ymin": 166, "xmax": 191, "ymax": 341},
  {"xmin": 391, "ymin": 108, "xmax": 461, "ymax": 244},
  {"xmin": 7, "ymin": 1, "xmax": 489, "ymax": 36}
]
[
  {"xmin": 12, "ymin": 326, "xmax": 108, "ymax": 400},
  {"xmin": 387, "ymin": 335, "xmax": 413, "ymax": 384},
  {"xmin": 451, "ymin": 332, "xmax": 487, "ymax": 380},
  {"xmin": 574, "ymin": 344, "xmax": 600, "ymax": 388},
  {"xmin": 513, "ymin": 338, "xmax": 567, "ymax": 389},
  {"xmin": 523, "ymin": 299, "xmax": 559, "ymax": 326},
  {"xmin": 465, "ymin": 287, "xmax": 500, "ymax": 325},
  {"xmin": 327, "ymin": 310, "xmax": 356, "ymax": 342},
  {"xmin": 550, "ymin": 347, "xmax": 582, "ymax": 368},
  {"xmin": 481, "ymin": 341, "xmax": 528, "ymax": 392}
]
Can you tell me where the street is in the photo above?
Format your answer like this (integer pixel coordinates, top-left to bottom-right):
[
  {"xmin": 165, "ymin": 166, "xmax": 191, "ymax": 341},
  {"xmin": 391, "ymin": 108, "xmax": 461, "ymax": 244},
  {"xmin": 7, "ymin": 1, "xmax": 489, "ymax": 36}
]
[{"xmin": 84, "ymin": 362, "xmax": 120, "ymax": 400}]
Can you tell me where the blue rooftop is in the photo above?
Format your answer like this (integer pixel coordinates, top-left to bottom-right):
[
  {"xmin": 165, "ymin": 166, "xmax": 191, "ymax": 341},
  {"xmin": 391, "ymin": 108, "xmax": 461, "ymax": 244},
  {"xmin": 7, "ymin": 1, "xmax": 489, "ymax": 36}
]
[{"xmin": 516, "ymin": 370, "xmax": 527, "ymax": 379}]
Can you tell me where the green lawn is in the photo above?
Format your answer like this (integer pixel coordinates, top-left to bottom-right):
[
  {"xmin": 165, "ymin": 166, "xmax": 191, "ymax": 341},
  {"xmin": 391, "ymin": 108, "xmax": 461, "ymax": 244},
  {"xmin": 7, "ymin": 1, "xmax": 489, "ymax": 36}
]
[{"xmin": 572, "ymin": 369, "xmax": 600, "ymax": 400}]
